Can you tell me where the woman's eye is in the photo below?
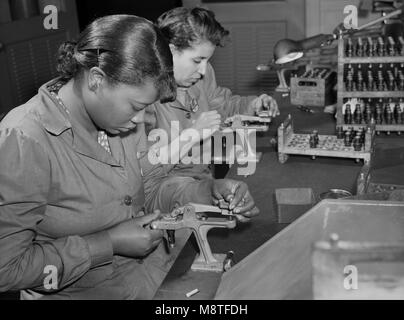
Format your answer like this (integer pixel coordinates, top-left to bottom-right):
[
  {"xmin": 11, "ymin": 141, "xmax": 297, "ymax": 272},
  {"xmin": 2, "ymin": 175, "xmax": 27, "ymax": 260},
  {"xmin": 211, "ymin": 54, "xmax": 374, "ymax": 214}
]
[
  {"xmin": 131, "ymin": 105, "xmax": 141, "ymax": 112},
  {"xmin": 193, "ymin": 59, "xmax": 202, "ymax": 64}
]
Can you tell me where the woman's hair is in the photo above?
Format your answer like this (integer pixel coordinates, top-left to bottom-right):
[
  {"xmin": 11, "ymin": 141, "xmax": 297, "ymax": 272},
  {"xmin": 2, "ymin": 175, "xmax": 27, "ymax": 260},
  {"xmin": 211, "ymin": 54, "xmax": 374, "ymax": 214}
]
[
  {"xmin": 57, "ymin": 15, "xmax": 176, "ymax": 102},
  {"xmin": 156, "ymin": 7, "xmax": 229, "ymax": 51}
]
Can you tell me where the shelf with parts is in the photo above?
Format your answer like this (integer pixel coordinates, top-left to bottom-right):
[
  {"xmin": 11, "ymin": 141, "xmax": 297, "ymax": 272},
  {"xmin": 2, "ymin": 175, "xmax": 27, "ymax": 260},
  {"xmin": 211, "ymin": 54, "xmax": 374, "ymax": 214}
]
[
  {"xmin": 277, "ymin": 115, "xmax": 375, "ymax": 165},
  {"xmin": 336, "ymin": 35, "xmax": 404, "ymax": 135}
]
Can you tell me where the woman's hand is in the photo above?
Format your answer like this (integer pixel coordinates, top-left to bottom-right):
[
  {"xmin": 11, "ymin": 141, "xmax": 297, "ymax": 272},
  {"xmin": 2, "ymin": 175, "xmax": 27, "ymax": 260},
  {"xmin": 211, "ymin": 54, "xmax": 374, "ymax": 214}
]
[
  {"xmin": 191, "ymin": 111, "xmax": 222, "ymax": 140},
  {"xmin": 107, "ymin": 211, "xmax": 164, "ymax": 258},
  {"xmin": 248, "ymin": 94, "xmax": 280, "ymax": 118},
  {"xmin": 211, "ymin": 179, "xmax": 259, "ymax": 223}
]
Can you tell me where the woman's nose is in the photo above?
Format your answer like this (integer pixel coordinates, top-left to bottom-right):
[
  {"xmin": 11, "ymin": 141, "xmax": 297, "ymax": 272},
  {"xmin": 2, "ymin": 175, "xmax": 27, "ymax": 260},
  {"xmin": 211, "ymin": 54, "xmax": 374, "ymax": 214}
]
[
  {"xmin": 131, "ymin": 109, "xmax": 146, "ymax": 123},
  {"xmin": 198, "ymin": 62, "xmax": 207, "ymax": 76}
]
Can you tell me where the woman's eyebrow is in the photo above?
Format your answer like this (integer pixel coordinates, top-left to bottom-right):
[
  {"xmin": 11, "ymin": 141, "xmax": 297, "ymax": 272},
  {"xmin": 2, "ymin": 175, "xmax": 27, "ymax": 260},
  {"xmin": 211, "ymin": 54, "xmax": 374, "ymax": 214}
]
[
  {"xmin": 130, "ymin": 99, "xmax": 153, "ymax": 108},
  {"xmin": 129, "ymin": 101, "xmax": 144, "ymax": 110},
  {"xmin": 193, "ymin": 54, "xmax": 208, "ymax": 59}
]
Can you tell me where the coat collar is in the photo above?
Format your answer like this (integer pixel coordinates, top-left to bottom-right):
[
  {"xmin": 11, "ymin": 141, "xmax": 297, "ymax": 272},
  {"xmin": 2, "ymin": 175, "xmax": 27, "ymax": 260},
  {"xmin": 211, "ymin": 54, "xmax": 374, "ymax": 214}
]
[{"xmin": 37, "ymin": 79, "xmax": 123, "ymax": 167}]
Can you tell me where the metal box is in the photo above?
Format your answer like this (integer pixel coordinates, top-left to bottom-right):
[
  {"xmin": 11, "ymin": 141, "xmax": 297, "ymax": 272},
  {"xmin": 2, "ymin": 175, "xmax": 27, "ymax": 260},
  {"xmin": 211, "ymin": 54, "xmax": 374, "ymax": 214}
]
[{"xmin": 215, "ymin": 199, "xmax": 404, "ymax": 299}]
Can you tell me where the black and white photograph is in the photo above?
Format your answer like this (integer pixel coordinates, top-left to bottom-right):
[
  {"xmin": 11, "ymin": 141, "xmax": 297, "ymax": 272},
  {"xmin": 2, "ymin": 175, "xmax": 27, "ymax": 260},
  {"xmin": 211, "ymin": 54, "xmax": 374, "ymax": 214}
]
[{"xmin": 0, "ymin": 0, "xmax": 404, "ymax": 307}]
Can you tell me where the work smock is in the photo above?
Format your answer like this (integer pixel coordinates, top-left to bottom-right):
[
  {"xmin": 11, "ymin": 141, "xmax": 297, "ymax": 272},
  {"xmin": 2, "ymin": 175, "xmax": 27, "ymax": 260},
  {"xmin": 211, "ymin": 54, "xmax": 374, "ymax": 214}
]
[
  {"xmin": 144, "ymin": 63, "xmax": 256, "ymax": 212},
  {"xmin": 0, "ymin": 79, "xmax": 173, "ymax": 299}
]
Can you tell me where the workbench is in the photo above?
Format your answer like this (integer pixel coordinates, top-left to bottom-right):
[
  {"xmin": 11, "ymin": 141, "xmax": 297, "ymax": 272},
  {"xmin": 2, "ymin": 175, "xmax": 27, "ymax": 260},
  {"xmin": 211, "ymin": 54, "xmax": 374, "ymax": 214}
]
[{"xmin": 154, "ymin": 92, "xmax": 404, "ymax": 300}]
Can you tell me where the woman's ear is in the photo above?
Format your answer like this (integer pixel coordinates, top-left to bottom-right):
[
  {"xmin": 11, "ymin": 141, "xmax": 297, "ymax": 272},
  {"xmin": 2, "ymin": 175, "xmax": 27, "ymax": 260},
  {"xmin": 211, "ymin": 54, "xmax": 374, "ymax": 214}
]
[
  {"xmin": 169, "ymin": 44, "xmax": 178, "ymax": 55},
  {"xmin": 88, "ymin": 67, "xmax": 106, "ymax": 92}
]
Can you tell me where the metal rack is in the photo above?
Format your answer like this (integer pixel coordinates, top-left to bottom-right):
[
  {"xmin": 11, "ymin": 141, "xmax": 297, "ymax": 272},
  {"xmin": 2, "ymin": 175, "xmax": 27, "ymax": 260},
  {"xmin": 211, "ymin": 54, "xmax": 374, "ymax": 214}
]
[
  {"xmin": 336, "ymin": 35, "xmax": 404, "ymax": 135},
  {"xmin": 278, "ymin": 115, "xmax": 375, "ymax": 165}
]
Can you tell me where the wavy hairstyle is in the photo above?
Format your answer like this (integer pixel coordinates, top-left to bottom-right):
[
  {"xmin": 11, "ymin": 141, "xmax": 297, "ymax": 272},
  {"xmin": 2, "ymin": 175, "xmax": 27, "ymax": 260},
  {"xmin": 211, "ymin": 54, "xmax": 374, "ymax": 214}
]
[
  {"xmin": 57, "ymin": 15, "xmax": 176, "ymax": 102},
  {"xmin": 156, "ymin": 7, "xmax": 229, "ymax": 51}
]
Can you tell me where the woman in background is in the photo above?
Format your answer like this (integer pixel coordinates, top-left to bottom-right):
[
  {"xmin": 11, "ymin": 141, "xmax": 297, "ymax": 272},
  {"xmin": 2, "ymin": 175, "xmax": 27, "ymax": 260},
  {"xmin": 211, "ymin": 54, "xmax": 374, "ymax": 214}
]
[{"xmin": 144, "ymin": 7, "xmax": 276, "ymax": 215}]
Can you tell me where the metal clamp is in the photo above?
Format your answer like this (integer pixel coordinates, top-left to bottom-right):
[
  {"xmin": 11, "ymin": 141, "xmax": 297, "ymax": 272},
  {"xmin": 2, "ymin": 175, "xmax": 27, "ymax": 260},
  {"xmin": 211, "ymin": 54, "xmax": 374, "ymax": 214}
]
[
  {"xmin": 151, "ymin": 203, "xmax": 237, "ymax": 272},
  {"xmin": 223, "ymin": 114, "xmax": 271, "ymax": 132}
]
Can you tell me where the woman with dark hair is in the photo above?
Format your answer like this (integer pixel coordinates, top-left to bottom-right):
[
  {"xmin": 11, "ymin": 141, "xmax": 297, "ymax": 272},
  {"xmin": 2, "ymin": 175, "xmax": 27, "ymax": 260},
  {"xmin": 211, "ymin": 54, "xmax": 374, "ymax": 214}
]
[
  {"xmin": 144, "ymin": 7, "xmax": 275, "ymax": 215},
  {"xmin": 0, "ymin": 14, "xmax": 176, "ymax": 300}
]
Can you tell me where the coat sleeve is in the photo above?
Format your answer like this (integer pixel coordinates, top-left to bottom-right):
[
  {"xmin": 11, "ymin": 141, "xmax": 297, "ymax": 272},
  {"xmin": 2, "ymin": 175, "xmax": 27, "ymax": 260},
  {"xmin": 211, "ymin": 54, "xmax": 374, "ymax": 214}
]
[
  {"xmin": 136, "ymin": 122, "xmax": 177, "ymax": 213},
  {"xmin": 203, "ymin": 63, "xmax": 257, "ymax": 118},
  {"xmin": 0, "ymin": 128, "xmax": 113, "ymax": 293}
]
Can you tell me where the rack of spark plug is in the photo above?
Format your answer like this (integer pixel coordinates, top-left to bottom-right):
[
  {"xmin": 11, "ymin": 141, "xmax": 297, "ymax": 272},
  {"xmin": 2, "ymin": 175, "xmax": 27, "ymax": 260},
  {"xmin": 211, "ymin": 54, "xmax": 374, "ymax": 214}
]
[
  {"xmin": 336, "ymin": 35, "xmax": 404, "ymax": 135},
  {"xmin": 278, "ymin": 115, "xmax": 375, "ymax": 165}
]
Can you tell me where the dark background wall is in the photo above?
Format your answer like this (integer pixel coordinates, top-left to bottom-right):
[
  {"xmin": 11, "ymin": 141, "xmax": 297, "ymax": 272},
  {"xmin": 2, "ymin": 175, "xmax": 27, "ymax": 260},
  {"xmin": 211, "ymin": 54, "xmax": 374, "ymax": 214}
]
[{"xmin": 76, "ymin": 0, "xmax": 182, "ymax": 30}]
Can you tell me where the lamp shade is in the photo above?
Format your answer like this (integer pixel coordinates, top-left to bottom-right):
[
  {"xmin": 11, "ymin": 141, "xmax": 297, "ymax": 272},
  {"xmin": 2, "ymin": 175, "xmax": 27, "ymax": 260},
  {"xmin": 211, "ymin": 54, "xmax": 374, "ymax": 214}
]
[{"xmin": 273, "ymin": 39, "xmax": 303, "ymax": 64}]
